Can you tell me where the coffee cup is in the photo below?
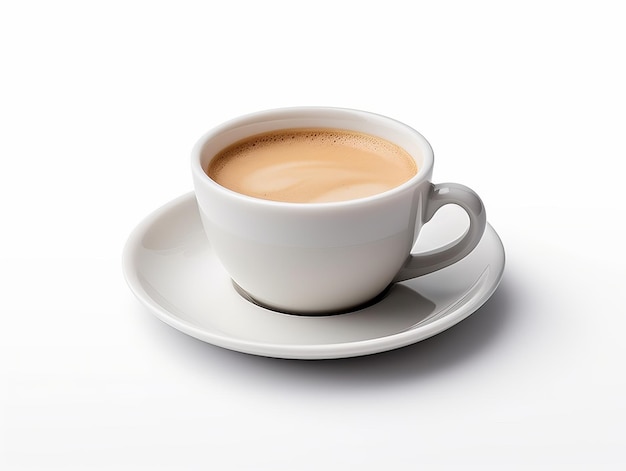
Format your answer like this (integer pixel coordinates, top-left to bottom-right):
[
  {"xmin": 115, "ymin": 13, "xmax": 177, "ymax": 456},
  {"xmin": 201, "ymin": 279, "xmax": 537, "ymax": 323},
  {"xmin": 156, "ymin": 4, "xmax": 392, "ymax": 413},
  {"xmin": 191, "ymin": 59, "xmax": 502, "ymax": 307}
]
[{"xmin": 191, "ymin": 107, "xmax": 486, "ymax": 314}]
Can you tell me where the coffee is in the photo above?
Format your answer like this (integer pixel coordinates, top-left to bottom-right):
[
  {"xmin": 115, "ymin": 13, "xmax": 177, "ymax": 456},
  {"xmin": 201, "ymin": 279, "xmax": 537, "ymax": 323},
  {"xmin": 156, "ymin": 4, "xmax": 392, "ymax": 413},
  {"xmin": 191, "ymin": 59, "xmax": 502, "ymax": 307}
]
[{"xmin": 206, "ymin": 128, "xmax": 417, "ymax": 203}]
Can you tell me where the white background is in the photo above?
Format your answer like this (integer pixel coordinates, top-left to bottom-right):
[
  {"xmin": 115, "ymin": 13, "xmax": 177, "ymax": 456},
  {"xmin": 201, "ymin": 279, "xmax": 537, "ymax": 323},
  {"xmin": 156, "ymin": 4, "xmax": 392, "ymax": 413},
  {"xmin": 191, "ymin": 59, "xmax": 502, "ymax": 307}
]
[{"xmin": 1, "ymin": 0, "xmax": 625, "ymax": 469}]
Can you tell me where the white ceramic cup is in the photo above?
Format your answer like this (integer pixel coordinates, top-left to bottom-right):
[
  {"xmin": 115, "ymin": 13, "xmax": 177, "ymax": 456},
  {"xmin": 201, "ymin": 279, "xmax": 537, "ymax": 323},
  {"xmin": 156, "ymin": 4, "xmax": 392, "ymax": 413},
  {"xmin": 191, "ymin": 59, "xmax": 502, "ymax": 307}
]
[{"xmin": 191, "ymin": 107, "xmax": 486, "ymax": 314}]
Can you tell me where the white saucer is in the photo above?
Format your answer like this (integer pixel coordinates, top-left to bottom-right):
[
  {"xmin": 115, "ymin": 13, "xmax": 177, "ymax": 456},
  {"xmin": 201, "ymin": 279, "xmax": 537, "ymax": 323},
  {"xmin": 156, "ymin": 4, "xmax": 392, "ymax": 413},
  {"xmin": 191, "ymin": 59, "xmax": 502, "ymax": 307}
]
[{"xmin": 123, "ymin": 193, "xmax": 505, "ymax": 360}]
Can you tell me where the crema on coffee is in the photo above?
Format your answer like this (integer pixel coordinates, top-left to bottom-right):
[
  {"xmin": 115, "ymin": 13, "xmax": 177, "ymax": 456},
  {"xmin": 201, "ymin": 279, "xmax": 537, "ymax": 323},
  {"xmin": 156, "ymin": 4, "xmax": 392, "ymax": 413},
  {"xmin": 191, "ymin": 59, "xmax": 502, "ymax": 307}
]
[{"xmin": 206, "ymin": 128, "xmax": 417, "ymax": 203}]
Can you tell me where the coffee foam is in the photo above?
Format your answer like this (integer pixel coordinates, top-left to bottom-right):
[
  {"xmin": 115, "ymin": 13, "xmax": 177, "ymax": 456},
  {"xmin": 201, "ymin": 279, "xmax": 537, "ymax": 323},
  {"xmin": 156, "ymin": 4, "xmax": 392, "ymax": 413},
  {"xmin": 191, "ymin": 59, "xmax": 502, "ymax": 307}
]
[{"xmin": 207, "ymin": 128, "xmax": 417, "ymax": 203}]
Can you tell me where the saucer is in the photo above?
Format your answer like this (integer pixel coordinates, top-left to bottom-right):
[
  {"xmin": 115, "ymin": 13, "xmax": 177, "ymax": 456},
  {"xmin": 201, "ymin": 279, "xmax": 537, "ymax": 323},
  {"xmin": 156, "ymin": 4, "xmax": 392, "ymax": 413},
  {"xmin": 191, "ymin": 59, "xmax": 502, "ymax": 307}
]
[{"xmin": 122, "ymin": 193, "xmax": 505, "ymax": 359}]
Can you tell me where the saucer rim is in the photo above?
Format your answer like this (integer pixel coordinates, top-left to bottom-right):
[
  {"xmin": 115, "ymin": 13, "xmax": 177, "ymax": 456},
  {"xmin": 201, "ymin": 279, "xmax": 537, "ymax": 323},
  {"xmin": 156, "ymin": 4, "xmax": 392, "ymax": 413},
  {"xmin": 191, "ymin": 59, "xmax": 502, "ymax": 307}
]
[{"xmin": 122, "ymin": 192, "xmax": 505, "ymax": 360}]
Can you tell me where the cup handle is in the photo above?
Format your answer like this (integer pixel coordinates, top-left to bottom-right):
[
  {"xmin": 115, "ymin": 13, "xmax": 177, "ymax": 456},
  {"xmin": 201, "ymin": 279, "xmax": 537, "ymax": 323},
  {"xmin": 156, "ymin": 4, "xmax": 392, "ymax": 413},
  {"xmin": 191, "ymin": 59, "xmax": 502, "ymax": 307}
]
[{"xmin": 393, "ymin": 182, "xmax": 487, "ymax": 282}]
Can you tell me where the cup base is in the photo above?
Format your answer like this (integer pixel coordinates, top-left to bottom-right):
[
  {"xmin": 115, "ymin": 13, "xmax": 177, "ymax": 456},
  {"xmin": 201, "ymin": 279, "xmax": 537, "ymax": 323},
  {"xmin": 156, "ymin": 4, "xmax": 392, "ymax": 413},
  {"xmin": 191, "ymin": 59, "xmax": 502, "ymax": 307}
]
[{"xmin": 231, "ymin": 280, "xmax": 393, "ymax": 316}]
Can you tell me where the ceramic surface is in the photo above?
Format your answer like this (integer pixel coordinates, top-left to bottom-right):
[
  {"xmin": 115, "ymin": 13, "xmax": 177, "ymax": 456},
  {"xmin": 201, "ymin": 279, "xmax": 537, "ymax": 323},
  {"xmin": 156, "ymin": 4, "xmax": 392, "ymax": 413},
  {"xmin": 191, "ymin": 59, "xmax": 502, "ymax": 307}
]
[
  {"xmin": 123, "ymin": 193, "xmax": 505, "ymax": 359},
  {"xmin": 191, "ymin": 107, "xmax": 486, "ymax": 313}
]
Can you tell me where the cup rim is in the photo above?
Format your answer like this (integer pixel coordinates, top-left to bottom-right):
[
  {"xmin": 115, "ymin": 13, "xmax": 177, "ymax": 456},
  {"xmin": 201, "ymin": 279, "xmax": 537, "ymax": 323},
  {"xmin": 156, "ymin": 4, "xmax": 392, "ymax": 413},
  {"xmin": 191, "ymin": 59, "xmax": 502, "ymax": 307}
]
[{"xmin": 191, "ymin": 106, "xmax": 434, "ymax": 208}]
